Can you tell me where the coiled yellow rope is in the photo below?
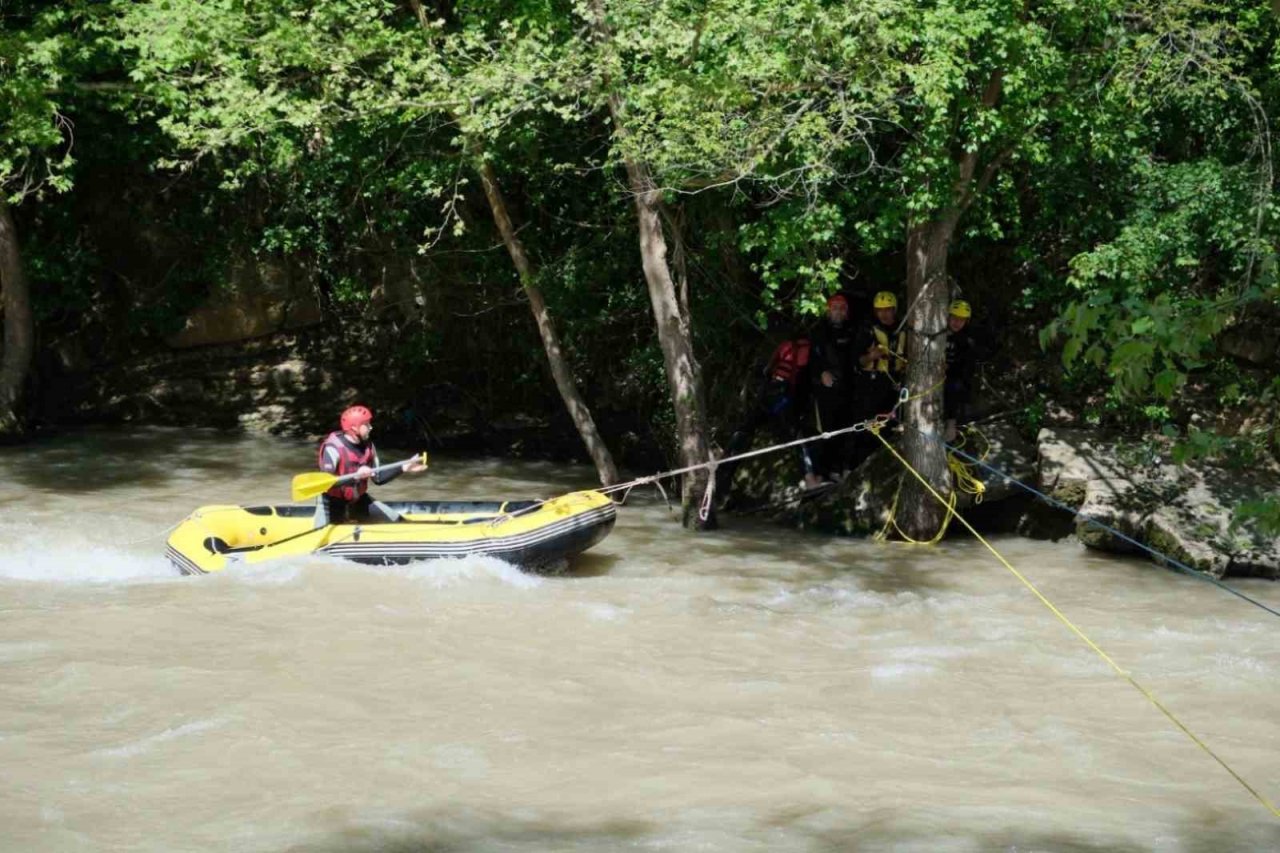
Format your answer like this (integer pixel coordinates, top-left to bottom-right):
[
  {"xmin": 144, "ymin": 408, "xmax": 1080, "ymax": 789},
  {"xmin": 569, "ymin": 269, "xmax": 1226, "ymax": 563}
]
[
  {"xmin": 873, "ymin": 423, "xmax": 985, "ymax": 545},
  {"xmin": 948, "ymin": 426, "xmax": 989, "ymax": 503}
]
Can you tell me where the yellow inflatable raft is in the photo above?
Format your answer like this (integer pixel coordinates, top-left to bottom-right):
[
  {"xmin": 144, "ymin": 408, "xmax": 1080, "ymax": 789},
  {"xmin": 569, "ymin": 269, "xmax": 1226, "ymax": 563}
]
[{"xmin": 165, "ymin": 490, "xmax": 616, "ymax": 575}]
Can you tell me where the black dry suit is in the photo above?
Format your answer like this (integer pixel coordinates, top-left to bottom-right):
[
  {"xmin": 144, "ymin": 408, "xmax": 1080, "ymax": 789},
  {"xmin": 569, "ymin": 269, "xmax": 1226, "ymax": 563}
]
[
  {"xmin": 848, "ymin": 320, "xmax": 908, "ymax": 470},
  {"xmin": 717, "ymin": 337, "xmax": 818, "ymax": 500},
  {"xmin": 944, "ymin": 324, "xmax": 977, "ymax": 422},
  {"xmin": 808, "ymin": 317, "xmax": 858, "ymax": 478}
]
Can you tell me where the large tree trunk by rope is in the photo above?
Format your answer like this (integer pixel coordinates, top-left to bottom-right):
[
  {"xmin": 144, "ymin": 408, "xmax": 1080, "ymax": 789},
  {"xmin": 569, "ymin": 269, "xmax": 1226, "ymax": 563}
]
[
  {"xmin": 898, "ymin": 217, "xmax": 955, "ymax": 538},
  {"xmin": 0, "ymin": 198, "xmax": 33, "ymax": 439},
  {"xmin": 662, "ymin": 201, "xmax": 711, "ymax": 437},
  {"xmin": 473, "ymin": 153, "xmax": 621, "ymax": 486},
  {"xmin": 588, "ymin": 0, "xmax": 715, "ymax": 528},
  {"xmin": 623, "ymin": 159, "xmax": 715, "ymax": 528},
  {"xmin": 896, "ymin": 69, "xmax": 1006, "ymax": 540}
]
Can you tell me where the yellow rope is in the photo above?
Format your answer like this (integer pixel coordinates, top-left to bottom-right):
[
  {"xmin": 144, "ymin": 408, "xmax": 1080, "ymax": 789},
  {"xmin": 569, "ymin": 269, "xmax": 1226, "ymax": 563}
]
[
  {"xmin": 872, "ymin": 417, "xmax": 976, "ymax": 545},
  {"xmin": 870, "ymin": 428, "xmax": 1280, "ymax": 819},
  {"xmin": 872, "ymin": 480, "xmax": 903, "ymax": 543},
  {"xmin": 874, "ymin": 474, "xmax": 956, "ymax": 546},
  {"xmin": 868, "ymin": 379, "xmax": 942, "ymax": 546},
  {"xmin": 948, "ymin": 425, "xmax": 988, "ymax": 504},
  {"xmin": 899, "ymin": 377, "xmax": 944, "ymax": 404}
]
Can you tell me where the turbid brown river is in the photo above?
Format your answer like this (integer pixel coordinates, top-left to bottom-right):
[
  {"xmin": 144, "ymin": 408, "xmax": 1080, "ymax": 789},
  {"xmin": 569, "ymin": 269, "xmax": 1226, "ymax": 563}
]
[{"xmin": 2, "ymin": 428, "xmax": 1278, "ymax": 851}]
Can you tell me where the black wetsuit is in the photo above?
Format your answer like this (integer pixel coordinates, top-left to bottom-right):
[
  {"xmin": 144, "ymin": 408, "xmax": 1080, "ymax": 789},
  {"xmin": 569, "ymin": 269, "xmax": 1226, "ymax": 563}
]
[
  {"xmin": 718, "ymin": 342, "xmax": 817, "ymax": 499},
  {"xmin": 849, "ymin": 320, "xmax": 907, "ymax": 469},
  {"xmin": 809, "ymin": 318, "xmax": 857, "ymax": 477},
  {"xmin": 944, "ymin": 326, "xmax": 977, "ymax": 422}
]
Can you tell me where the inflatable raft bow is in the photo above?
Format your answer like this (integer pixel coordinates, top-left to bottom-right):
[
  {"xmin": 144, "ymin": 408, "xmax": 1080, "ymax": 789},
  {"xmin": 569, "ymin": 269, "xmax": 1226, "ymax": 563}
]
[{"xmin": 165, "ymin": 489, "xmax": 616, "ymax": 575}]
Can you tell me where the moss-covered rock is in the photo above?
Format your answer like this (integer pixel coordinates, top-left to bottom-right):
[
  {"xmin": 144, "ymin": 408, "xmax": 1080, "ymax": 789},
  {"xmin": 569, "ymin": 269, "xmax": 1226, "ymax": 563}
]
[{"xmin": 1035, "ymin": 428, "xmax": 1280, "ymax": 579}]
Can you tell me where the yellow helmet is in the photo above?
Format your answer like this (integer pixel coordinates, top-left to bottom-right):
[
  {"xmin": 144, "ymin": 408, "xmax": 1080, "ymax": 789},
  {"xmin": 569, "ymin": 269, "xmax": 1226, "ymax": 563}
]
[
  {"xmin": 949, "ymin": 299, "xmax": 972, "ymax": 319},
  {"xmin": 873, "ymin": 291, "xmax": 897, "ymax": 309}
]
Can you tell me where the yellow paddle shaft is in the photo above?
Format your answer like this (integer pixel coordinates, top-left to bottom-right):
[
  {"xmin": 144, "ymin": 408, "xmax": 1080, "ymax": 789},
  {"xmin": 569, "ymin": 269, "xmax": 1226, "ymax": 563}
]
[{"xmin": 290, "ymin": 453, "xmax": 428, "ymax": 502}]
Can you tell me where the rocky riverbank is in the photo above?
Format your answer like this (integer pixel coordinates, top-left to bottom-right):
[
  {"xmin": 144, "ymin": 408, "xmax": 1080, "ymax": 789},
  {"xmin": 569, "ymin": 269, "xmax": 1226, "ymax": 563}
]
[
  {"xmin": 727, "ymin": 422, "xmax": 1280, "ymax": 580},
  {"xmin": 1035, "ymin": 427, "xmax": 1280, "ymax": 579}
]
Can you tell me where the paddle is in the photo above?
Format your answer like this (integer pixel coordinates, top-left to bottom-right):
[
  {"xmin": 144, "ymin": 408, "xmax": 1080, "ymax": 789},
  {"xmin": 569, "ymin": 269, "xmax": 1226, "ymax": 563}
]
[{"xmin": 290, "ymin": 453, "xmax": 429, "ymax": 502}]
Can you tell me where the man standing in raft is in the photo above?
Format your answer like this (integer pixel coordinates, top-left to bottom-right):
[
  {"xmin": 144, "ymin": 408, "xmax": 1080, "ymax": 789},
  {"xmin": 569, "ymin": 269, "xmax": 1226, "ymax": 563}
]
[{"xmin": 317, "ymin": 405, "xmax": 428, "ymax": 523}]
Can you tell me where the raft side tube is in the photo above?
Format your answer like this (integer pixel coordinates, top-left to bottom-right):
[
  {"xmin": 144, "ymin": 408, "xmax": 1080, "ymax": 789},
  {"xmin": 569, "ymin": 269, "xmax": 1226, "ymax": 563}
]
[{"xmin": 165, "ymin": 491, "xmax": 616, "ymax": 575}]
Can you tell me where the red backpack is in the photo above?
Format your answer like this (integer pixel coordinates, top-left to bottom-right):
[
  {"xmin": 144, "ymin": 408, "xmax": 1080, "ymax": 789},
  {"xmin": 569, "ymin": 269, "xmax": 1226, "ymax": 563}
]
[{"xmin": 767, "ymin": 338, "xmax": 811, "ymax": 392}]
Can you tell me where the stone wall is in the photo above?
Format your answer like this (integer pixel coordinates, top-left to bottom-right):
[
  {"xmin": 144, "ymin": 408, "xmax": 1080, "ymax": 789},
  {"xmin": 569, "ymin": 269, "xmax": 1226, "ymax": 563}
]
[{"xmin": 165, "ymin": 255, "xmax": 322, "ymax": 349}]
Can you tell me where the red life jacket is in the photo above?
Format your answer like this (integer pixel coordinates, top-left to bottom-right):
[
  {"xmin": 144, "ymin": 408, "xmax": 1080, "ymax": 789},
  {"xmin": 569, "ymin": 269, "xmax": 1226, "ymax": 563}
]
[
  {"xmin": 768, "ymin": 338, "xmax": 811, "ymax": 392},
  {"xmin": 317, "ymin": 431, "xmax": 375, "ymax": 501}
]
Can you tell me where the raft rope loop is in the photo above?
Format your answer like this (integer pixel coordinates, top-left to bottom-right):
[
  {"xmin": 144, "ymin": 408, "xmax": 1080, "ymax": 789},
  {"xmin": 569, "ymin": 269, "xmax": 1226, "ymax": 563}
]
[
  {"xmin": 120, "ymin": 517, "xmax": 190, "ymax": 547},
  {"xmin": 872, "ymin": 427, "xmax": 1280, "ymax": 820},
  {"xmin": 946, "ymin": 427, "xmax": 990, "ymax": 503},
  {"xmin": 121, "ymin": 503, "xmax": 272, "ymax": 547}
]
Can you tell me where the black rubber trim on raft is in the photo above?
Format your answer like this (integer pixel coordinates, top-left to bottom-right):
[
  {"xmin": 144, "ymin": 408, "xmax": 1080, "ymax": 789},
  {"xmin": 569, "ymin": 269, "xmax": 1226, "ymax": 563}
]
[
  {"xmin": 167, "ymin": 503, "xmax": 616, "ymax": 574},
  {"xmin": 320, "ymin": 505, "xmax": 617, "ymax": 567}
]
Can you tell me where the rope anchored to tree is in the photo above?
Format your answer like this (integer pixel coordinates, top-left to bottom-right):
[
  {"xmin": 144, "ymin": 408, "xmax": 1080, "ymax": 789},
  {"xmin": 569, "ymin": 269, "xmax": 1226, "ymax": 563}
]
[{"xmin": 599, "ymin": 385, "xmax": 917, "ymax": 522}]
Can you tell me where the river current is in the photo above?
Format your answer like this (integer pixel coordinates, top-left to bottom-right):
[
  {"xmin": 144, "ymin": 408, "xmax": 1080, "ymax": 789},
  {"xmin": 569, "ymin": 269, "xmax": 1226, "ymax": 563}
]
[{"xmin": 2, "ymin": 428, "xmax": 1277, "ymax": 851}]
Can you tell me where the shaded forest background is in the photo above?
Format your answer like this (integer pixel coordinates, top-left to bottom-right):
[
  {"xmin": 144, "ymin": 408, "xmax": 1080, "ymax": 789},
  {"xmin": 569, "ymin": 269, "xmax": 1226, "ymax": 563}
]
[{"xmin": 2, "ymin": 0, "xmax": 1278, "ymax": 533}]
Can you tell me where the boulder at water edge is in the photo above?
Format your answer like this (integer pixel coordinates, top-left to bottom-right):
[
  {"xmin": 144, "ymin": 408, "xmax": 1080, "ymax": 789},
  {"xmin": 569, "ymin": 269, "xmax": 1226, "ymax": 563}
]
[{"xmin": 1036, "ymin": 428, "xmax": 1280, "ymax": 579}]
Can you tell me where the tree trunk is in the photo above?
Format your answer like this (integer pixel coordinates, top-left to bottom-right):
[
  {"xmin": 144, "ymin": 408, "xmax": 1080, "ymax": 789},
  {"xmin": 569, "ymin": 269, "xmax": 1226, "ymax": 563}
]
[
  {"xmin": 473, "ymin": 153, "xmax": 621, "ymax": 486},
  {"xmin": 588, "ymin": 0, "xmax": 715, "ymax": 527},
  {"xmin": 662, "ymin": 202, "xmax": 710, "ymax": 421},
  {"xmin": 623, "ymin": 159, "xmax": 715, "ymax": 527},
  {"xmin": 895, "ymin": 70, "xmax": 1005, "ymax": 539},
  {"xmin": 664, "ymin": 203, "xmax": 692, "ymax": 321},
  {"xmin": 897, "ymin": 216, "xmax": 956, "ymax": 538},
  {"xmin": 407, "ymin": 0, "xmax": 619, "ymax": 485},
  {"xmin": 0, "ymin": 198, "xmax": 33, "ymax": 438}
]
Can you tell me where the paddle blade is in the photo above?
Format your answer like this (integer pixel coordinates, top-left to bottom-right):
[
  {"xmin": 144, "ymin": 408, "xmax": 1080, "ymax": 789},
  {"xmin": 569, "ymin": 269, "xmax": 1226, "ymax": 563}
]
[{"xmin": 291, "ymin": 471, "xmax": 338, "ymax": 502}]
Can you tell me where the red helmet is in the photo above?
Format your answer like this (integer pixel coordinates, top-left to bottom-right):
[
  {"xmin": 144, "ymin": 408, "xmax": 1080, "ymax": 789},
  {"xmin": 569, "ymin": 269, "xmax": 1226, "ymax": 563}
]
[
  {"xmin": 340, "ymin": 405, "xmax": 373, "ymax": 431},
  {"xmin": 826, "ymin": 293, "xmax": 848, "ymax": 310}
]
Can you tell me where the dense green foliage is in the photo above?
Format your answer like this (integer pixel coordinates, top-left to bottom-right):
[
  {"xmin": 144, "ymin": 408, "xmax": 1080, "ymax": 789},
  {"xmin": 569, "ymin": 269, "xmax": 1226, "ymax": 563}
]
[
  {"xmin": 1, "ymin": 1, "xmax": 77, "ymax": 201},
  {"xmin": 1, "ymin": 0, "xmax": 1277, "ymax": 525}
]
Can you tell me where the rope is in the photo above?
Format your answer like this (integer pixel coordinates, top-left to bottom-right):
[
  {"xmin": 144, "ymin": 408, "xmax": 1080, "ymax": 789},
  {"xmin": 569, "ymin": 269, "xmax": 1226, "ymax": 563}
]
[
  {"xmin": 871, "ymin": 428, "xmax": 1280, "ymax": 820},
  {"xmin": 593, "ymin": 377, "xmax": 910, "ymax": 526},
  {"xmin": 118, "ymin": 502, "xmax": 278, "ymax": 548},
  {"xmin": 489, "ymin": 421, "xmax": 833, "ymax": 525},
  {"xmin": 597, "ymin": 385, "xmax": 914, "ymax": 521},
  {"xmin": 118, "ymin": 518, "xmax": 188, "ymax": 547},
  {"xmin": 932, "ymin": 430, "xmax": 1280, "ymax": 621},
  {"xmin": 873, "ymin": 473, "xmax": 957, "ymax": 546},
  {"xmin": 615, "ymin": 372, "xmax": 940, "ymax": 524},
  {"xmin": 947, "ymin": 426, "xmax": 989, "ymax": 503},
  {"xmin": 873, "ymin": 422, "xmax": 985, "ymax": 546},
  {"xmin": 893, "ymin": 270, "xmax": 950, "ymax": 339}
]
